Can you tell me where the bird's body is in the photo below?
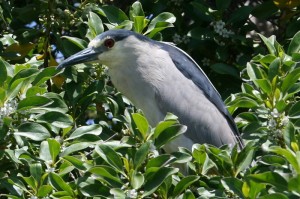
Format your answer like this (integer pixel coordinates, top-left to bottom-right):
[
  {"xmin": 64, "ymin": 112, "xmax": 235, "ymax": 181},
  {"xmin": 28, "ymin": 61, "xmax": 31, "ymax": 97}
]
[{"xmin": 58, "ymin": 29, "xmax": 243, "ymax": 152}]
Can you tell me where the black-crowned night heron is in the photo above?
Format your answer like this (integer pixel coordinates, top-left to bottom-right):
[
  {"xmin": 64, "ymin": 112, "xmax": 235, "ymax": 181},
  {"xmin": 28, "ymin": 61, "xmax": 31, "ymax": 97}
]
[{"xmin": 57, "ymin": 29, "xmax": 243, "ymax": 152}]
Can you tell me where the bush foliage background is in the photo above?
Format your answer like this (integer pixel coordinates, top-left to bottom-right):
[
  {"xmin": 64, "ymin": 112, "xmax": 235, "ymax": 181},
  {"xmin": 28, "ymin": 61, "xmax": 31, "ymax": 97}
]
[{"xmin": 0, "ymin": 0, "xmax": 300, "ymax": 198}]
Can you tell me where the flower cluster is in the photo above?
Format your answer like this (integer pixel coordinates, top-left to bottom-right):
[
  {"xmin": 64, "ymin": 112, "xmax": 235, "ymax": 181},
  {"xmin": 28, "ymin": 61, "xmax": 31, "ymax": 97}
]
[
  {"xmin": 201, "ymin": 58, "xmax": 211, "ymax": 66},
  {"xmin": 212, "ymin": 20, "xmax": 234, "ymax": 38},
  {"xmin": 172, "ymin": 33, "xmax": 190, "ymax": 44},
  {"xmin": 170, "ymin": 0, "xmax": 183, "ymax": 6},
  {"xmin": 267, "ymin": 108, "xmax": 289, "ymax": 141},
  {"xmin": 0, "ymin": 99, "xmax": 18, "ymax": 126}
]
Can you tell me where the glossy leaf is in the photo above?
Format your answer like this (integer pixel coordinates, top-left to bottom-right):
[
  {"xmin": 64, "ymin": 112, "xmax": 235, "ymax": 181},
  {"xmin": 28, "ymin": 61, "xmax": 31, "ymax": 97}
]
[
  {"xmin": 211, "ymin": 63, "xmax": 239, "ymax": 78},
  {"xmin": 0, "ymin": 58, "xmax": 8, "ymax": 86},
  {"xmin": 154, "ymin": 124, "xmax": 187, "ymax": 148},
  {"xmin": 89, "ymin": 166, "xmax": 123, "ymax": 187},
  {"xmin": 17, "ymin": 96, "xmax": 53, "ymax": 111},
  {"xmin": 258, "ymin": 193, "xmax": 289, "ymax": 199},
  {"xmin": 288, "ymin": 101, "xmax": 300, "ymax": 119},
  {"xmin": 37, "ymin": 185, "xmax": 53, "ymax": 197},
  {"xmin": 281, "ymin": 67, "xmax": 300, "ymax": 94},
  {"xmin": 268, "ymin": 146, "xmax": 300, "ymax": 174},
  {"xmin": 48, "ymin": 172, "xmax": 74, "ymax": 196},
  {"xmin": 258, "ymin": 34, "xmax": 276, "ymax": 55},
  {"xmin": 248, "ymin": 171, "xmax": 288, "ymax": 190},
  {"xmin": 60, "ymin": 142, "xmax": 92, "ymax": 157},
  {"xmin": 131, "ymin": 170, "xmax": 144, "ymax": 189},
  {"xmin": 86, "ymin": 12, "xmax": 104, "ymax": 40},
  {"xmin": 47, "ymin": 138, "xmax": 61, "ymax": 162},
  {"xmin": 16, "ymin": 122, "xmax": 50, "ymax": 141},
  {"xmin": 36, "ymin": 111, "xmax": 73, "ymax": 128},
  {"xmin": 287, "ymin": 31, "xmax": 300, "ymax": 55},
  {"xmin": 67, "ymin": 124, "xmax": 102, "ymax": 140},
  {"xmin": 132, "ymin": 113, "xmax": 149, "ymax": 140},
  {"xmin": 101, "ymin": 5, "xmax": 128, "ymax": 24},
  {"xmin": 95, "ymin": 144, "xmax": 124, "ymax": 172},
  {"xmin": 61, "ymin": 36, "xmax": 87, "ymax": 50},
  {"xmin": 134, "ymin": 142, "xmax": 150, "ymax": 169},
  {"xmin": 143, "ymin": 167, "xmax": 178, "ymax": 197},
  {"xmin": 221, "ymin": 177, "xmax": 244, "ymax": 198},
  {"xmin": 173, "ymin": 175, "xmax": 200, "ymax": 197}
]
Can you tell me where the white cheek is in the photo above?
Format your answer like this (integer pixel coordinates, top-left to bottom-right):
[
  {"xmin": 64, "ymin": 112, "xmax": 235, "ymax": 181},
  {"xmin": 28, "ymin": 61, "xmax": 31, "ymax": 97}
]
[{"xmin": 88, "ymin": 39, "xmax": 101, "ymax": 48}]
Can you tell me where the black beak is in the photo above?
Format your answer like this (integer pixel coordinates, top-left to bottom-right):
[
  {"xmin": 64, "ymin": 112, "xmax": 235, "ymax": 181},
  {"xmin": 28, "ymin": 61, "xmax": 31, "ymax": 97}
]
[{"xmin": 57, "ymin": 48, "xmax": 99, "ymax": 70}]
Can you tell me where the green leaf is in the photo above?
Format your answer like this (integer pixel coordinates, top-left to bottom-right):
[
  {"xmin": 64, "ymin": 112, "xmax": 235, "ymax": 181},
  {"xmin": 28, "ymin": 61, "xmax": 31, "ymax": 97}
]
[
  {"xmin": 155, "ymin": 124, "xmax": 187, "ymax": 148},
  {"xmin": 40, "ymin": 92, "xmax": 69, "ymax": 113},
  {"xmin": 183, "ymin": 190, "xmax": 196, "ymax": 199},
  {"xmin": 146, "ymin": 154, "xmax": 175, "ymax": 169},
  {"xmin": 258, "ymin": 193, "xmax": 289, "ymax": 199},
  {"xmin": 145, "ymin": 12, "xmax": 176, "ymax": 37},
  {"xmin": 247, "ymin": 171, "xmax": 288, "ymax": 190},
  {"xmin": 60, "ymin": 142, "xmax": 92, "ymax": 157},
  {"xmin": 131, "ymin": 170, "xmax": 144, "ymax": 189},
  {"xmin": 63, "ymin": 156, "xmax": 86, "ymax": 170},
  {"xmin": 48, "ymin": 172, "xmax": 74, "ymax": 196},
  {"xmin": 110, "ymin": 188, "xmax": 126, "ymax": 198},
  {"xmin": 287, "ymin": 31, "xmax": 300, "ymax": 55},
  {"xmin": 258, "ymin": 34, "xmax": 276, "ymax": 55},
  {"xmin": 192, "ymin": 144, "xmax": 215, "ymax": 174},
  {"xmin": 173, "ymin": 175, "xmax": 200, "ymax": 197},
  {"xmin": 216, "ymin": 0, "xmax": 231, "ymax": 10},
  {"xmin": 134, "ymin": 142, "xmax": 150, "ymax": 169},
  {"xmin": 260, "ymin": 154, "xmax": 286, "ymax": 166},
  {"xmin": 61, "ymin": 36, "xmax": 88, "ymax": 50},
  {"xmin": 235, "ymin": 141, "xmax": 255, "ymax": 175},
  {"xmin": 211, "ymin": 63, "xmax": 239, "ymax": 78},
  {"xmin": 17, "ymin": 96, "xmax": 53, "ymax": 111},
  {"xmin": 247, "ymin": 62, "xmax": 266, "ymax": 81},
  {"xmin": 132, "ymin": 113, "xmax": 149, "ymax": 140},
  {"xmin": 36, "ymin": 111, "xmax": 73, "ymax": 128},
  {"xmin": 101, "ymin": 5, "xmax": 128, "ymax": 24},
  {"xmin": 32, "ymin": 66, "xmax": 58, "ymax": 86},
  {"xmin": 228, "ymin": 6, "xmax": 253, "ymax": 25},
  {"xmin": 288, "ymin": 174, "xmax": 300, "ymax": 193},
  {"xmin": 227, "ymin": 96, "xmax": 259, "ymax": 109},
  {"xmin": 134, "ymin": 16, "xmax": 147, "ymax": 33},
  {"xmin": 8, "ymin": 68, "xmax": 39, "ymax": 90},
  {"xmin": 268, "ymin": 146, "xmax": 300, "ymax": 174},
  {"xmin": 39, "ymin": 141, "xmax": 52, "ymax": 161},
  {"xmin": 89, "ymin": 166, "xmax": 123, "ymax": 188},
  {"xmin": 221, "ymin": 178, "xmax": 244, "ymax": 198},
  {"xmin": 67, "ymin": 124, "xmax": 102, "ymax": 140},
  {"xmin": 254, "ymin": 79, "xmax": 272, "ymax": 95},
  {"xmin": 154, "ymin": 120, "xmax": 177, "ymax": 139},
  {"xmin": 22, "ymin": 176, "xmax": 37, "ymax": 190},
  {"xmin": 16, "ymin": 122, "xmax": 50, "ymax": 141},
  {"xmin": 283, "ymin": 122, "xmax": 296, "ymax": 149},
  {"xmin": 86, "ymin": 12, "xmax": 104, "ymax": 40},
  {"xmin": 95, "ymin": 144, "xmax": 124, "ymax": 172},
  {"xmin": 130, "ymin": 1, "xmax": 144, "ymax": 18},
  {"xmin": 281, "ymin": 67, "xmax": 300, "ymax": 95},
  {"xmin": 30, "ymin": 163, "xmax": 43, "ymax": 182},
  {"xmin": 47, "ymin": 138, "xmax": 61, "ymax": 162},
  {"xmin": 288, "ymin": 101, "xmax": 300, "ymax": 119},
  {"xmin": 0, "ymin": 58, "xmax": 8, "ymax": 86},
  {"xmin": 268, "ymin": 57, "xmax": 280, "ymax": 80},
  {"xmin": 37, "ymin": 185, "xmax": 53, "ymax": 197},
  {"xmin": 143, "ymin": 167, "xmax": 178, "ymax": 197}
]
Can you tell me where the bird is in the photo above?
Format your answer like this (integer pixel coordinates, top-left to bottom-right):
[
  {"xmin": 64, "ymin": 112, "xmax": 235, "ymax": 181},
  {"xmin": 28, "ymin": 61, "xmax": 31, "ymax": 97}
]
[{"xmin": 57, "ymin": 29, "xmax": 244, "ymax": 152}]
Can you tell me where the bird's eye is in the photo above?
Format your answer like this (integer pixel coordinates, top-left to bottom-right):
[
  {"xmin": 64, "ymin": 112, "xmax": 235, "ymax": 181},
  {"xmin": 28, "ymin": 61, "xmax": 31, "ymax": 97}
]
[{"xmin": 104, "ymin": 38, "xmax": 115, "ymax": 48}]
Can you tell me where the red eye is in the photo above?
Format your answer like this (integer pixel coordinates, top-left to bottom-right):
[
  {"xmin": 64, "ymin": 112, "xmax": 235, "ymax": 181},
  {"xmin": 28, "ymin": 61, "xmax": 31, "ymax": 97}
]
[{"xmin": 104, "ymin": 38, "xmax": 115, "ymax": 48}]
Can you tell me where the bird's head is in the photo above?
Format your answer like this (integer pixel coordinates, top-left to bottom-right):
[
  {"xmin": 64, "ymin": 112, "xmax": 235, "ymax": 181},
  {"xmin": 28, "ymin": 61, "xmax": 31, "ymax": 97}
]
[{"xmin": 57, "ymin": 29, "xmax": 152, "ymax": 70}]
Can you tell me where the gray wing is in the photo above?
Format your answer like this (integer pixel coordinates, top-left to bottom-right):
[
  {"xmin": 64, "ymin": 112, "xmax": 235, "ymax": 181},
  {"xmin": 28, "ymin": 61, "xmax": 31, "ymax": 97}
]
[{"xmin": 157, "ymin": 42, "xmax": 243, "ymax": 148}]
